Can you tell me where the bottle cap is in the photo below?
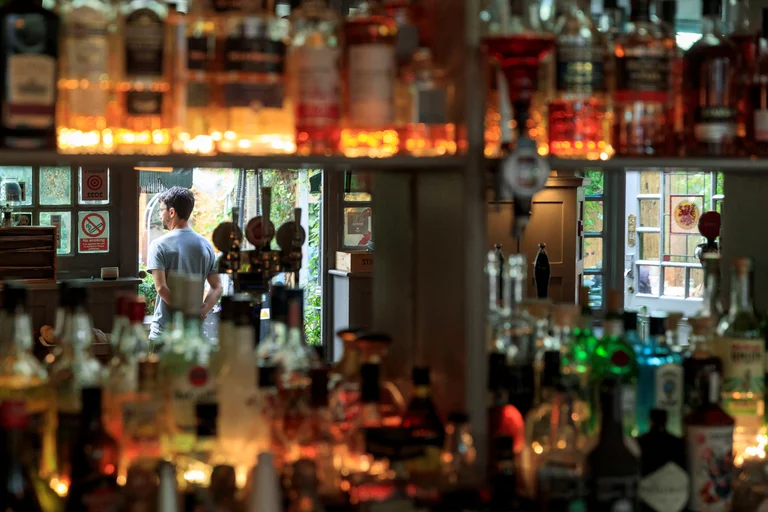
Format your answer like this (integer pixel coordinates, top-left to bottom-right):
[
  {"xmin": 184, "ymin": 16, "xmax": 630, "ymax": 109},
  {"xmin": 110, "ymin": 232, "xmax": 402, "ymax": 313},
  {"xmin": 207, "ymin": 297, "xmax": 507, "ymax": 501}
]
[
  {"xmin": 129, "ymin": 300, "xmax": 146, "ymax": 324},
  {"xmin": 649, "ymin": 408, "xmax": 668, "ymax": 429},
  {"xmin": 81, "ymin": 387, "xmax": 103, "ymax": 412},
  {"xmin": 649, "ymin": 315, "xmax": 666, "ymax": 336},
  {"xmin": 448, "ymin": 411, "xmax": 469, "ymax": 425},
  {"xmin": 623, "ymin": 310, "xmax": 638, "ymax": 331},
  {"xmin": 258, "ymin": 365, "xmax": 277, "ymax": 388},
  {"xmin": 688, "ymin": 316, "xmax": 713, "ymax": 336},
  {"xmin": 361, "ymin": 363, "xmax": 381, "ymax": 403},
  {"xmin": 0, "ymin": 400, "xmax": 29, "ymax": 430},
  {"xmin": 310, "ymin": 367, "xmax": 329, "ymax": 407},
  {"xmin": 195, "ymin": 403, "xmax": 219, "ymax": 437},
  {"xmin": 412, "ymin": 366, "xmax": 431, "ymax": 386},
  {"xmin": 665, "ymin": 312, "xmax": 683, "ymax": 332},
  {"xmin": 2, "ymin": 281, "xmax": 26, "ymax": 313}
]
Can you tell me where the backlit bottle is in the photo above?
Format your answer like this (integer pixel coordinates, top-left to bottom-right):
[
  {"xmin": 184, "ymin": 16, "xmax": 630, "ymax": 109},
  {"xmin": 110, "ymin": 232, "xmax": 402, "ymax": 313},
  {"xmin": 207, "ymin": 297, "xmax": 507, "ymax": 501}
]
[{"xmin": 683, "ymin": 316, "xmax": 722, "ymax": 416}]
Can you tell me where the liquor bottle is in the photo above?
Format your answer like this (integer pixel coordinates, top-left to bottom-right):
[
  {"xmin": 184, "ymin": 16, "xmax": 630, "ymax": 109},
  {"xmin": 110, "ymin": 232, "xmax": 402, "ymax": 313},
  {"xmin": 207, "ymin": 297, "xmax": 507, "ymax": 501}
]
[
  {"xmin": 159, "ymin": 275, "xmax": 217, "ymax": 468},
  {"xmin": 487, "ymin": 352, "xmax": 524, "ymax": 467},
  {"xmin": 49, "ymin": 284, "xmax": 105, "ymax": 494},
  {"xmin": 280, "ymin": 290, "xmax": 320, "ymax": 389},
  {"xmin": 441, "ymin": 411, "xmax": 477, "ymax": 487},
  {"xmin": 246, "ymin": 452, "xmax": 283, "ymax": 512},
  {"xmin": 217, "ymin": 298, "xmax": 260, "ymax": 478},
  {"xmin": 591, "ymin": 290, "xmax": 639, "ymax": 436},
  {"xmin": 396, "ymin": 47, "xmax": 456, "ymax": 156},
  {"xmin": 683, "ymin": 317, "xmax": 723, "ymax": 416},
  {"xmin": 481, "ymin": 0, "xmax": 554, "ymax": 154},
  {"xmin": 749, "ymin": 8, "xmax": 768, "ymax": 155},
  {"xmin": 119, "ymin": 357, "xmax": 162, "ymax": 480},
  {"xmin": 549, "ymin": 0, "xmax": 612, "ymax": 159},
  {"xmin": 287, "ymin": 459, "xmax": 324, "ymax": 512},
  {"xmin": 487, "ymin": 249, "xmax": 505, "ymax": 353},
  {"xmin": 341, "ymin": 362, "xmax": 382, "ymax": 477},
  {"xmin": 157, "ymin": 461, "xmax": 179, "ymax": 512},
  {"xmin": 174, "ymin": 0, "xmax": 219, "ymax": 155},
  {"xmin": 527, "ymin": 351, "xmax": 587, "ymax": 506},
  {"xmin": 402, "ymin": 366, "xmax": 445, "ymax": 476},
  {"xmin": 636, "ymin": 315, "xmax": 684, "ymax": 437},
  {"xmin": 637, "ymin": 409, "xmax": 688, "ymax": 512},
  {"xmin": 0, "ymin": 283, "xmax": 54, "ymax": 480},
  {"xmin": 184, "ymin": 402, "xmax": 220, "ymax": 487},
  {"xmin": 597, "ymin": 0, "xmax": 624, "ymax": 38},
  {"xmin": 65, "ymin": 388, "xmax": 120, "ymax": 512},
  {"xmin": 209, "ymin": 465, "xmax": 238, "ymax": 511},
  {"xmin": 58, "ymin": 0, "xmax": 115, "ymax": 154},
  {"xmin": 0, "ymin": 401, "xmax": 44, "ymax": 511},
  {"xmin": 717, "ymin": 258, "xmax": 764, "ymax": 418},
  {"xmin": 657, "ymin": 0, "xmax": 683, "ymax": 153},
  {"xmin": 0, "ymin": 0, "xmax": 59, "ymax": 150},
  {"xmin": 684, "ymin": 372, "xmax": 734, "ymax": 511},
  {"xmin": 572, "ymin": 285, "xmax": 599, "ymax": 376},
  {"xmin": 554, "ymin": 304, "xmax": 583, "ymax": 380},
  {"xmin": 218, "ymin": 0, "xmax": 295, "ymax": 155},
  {"xmin": 728, "ymin": 0, "xmax": 758, "ymax": 153},
  {"xmin": 256, "ymin": 285, "xmax": 289, "ymax": 369},
  {"xmin": 624, "ymin": 310, "xmax": 643, "ymax": 356},
  {"xmin": 585, "ymin": 379, "xmax": 640, "ymax": 512},
  {"xmin": 290, "ymin": 0, "xmax": 342, "ymax": 156},
  {"xmin": 683, "ymin": 0, "xmax": 739, "ymax": 156},
  {"xmin": 532, "ymin": 243, "xmax": 550, "ymax": 299},
  {"xmin": 341, "ymin": 0, "xmax": 399, "ymax": 157},
  {"xmin": 255, "ymin": 364, "xmax": 286, "ymax": 469},
  {"xmin": 697, "ymin": 253, "xmax": 724, "ymax": 321},
  {"xmin": 328, "ymin": 328, "xmax": 362, "ymax": 448},
  {"xmin": 109, "ymin": 294, "xmax": 132, "ymax": 352},
  {"xmin": 613, "ymin": 0, "xmax": 674, "ymax": 156},
  {"xmin": 214, "ymin": 295, "xmax": 234, "ymax": 372},
  {"xmin": 118, "ymin": 0, "xmax": 171, "ymax": 154},
  {"xmin": 488, "ymin": 436, "xmax": 536, "ymax": 511}
]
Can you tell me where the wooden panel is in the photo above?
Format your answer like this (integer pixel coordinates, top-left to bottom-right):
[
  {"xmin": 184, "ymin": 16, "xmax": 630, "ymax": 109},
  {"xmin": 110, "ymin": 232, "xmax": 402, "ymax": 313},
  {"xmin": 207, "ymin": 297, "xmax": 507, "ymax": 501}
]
[{"xmin": 0, "ymin": 226, "xmax": 56, "ymax": 282}]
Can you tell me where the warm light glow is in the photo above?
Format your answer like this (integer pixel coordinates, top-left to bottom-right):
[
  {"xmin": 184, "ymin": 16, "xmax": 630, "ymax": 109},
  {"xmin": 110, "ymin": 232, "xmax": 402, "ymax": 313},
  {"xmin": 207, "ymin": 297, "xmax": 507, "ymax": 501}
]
[
  {"xmin": 532, "ymin": 442, "xmax": 544, "ymax": 455},
  {"xmin": 50, "ymin": 477, "xmax": 69, "ymax": 497},
  {"xmin": 734, "ymin": 430, "xmax": 768, "ymax": 467},
  {"xmin": 341, "ymin": 129, "xmax": 399, "ymax": 158}
]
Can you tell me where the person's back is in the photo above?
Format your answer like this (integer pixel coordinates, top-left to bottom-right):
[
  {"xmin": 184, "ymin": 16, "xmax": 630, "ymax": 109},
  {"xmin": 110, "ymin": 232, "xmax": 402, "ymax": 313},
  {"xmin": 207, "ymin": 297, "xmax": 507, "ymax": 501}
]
[{"xmin": 147, "ymin": 187, "xmax": 222, "ymax": 341}]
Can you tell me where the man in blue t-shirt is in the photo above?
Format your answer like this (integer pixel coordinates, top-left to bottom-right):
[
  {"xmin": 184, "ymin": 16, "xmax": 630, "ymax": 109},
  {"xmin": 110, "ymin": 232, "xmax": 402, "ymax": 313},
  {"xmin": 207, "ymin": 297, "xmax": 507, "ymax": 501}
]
[{"xmin": 147, "ymin": 186, "xmax": 222, "ymax": 341}]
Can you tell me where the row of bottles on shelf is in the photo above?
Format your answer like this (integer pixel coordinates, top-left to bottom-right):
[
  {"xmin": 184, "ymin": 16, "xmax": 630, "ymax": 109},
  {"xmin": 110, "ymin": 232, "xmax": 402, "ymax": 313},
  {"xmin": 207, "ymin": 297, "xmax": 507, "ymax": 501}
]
[
  {"xmin": 485, "ymin": 248, "xmax": 768, "ymax": 510},
  {"xmin": 1, "ymin": 0, "xmax": 455, "ymax": 158},
  {"xmin": 483, "ymin": 0, "xmax": 768, "ymax": 160}
]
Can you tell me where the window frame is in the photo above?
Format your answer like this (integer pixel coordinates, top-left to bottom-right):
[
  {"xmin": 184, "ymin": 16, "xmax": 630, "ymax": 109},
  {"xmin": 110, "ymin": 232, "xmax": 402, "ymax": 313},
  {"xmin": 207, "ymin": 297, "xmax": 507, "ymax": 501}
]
[{"xmin": 582, "ymin": 169, "xmax": 605, "ymax": 309}]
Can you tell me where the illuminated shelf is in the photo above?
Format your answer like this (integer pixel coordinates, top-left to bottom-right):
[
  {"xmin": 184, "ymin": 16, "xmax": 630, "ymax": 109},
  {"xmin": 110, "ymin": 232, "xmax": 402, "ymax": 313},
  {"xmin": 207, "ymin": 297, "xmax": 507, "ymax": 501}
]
[
  {"xmin": 0, "ymin": 150, "xmax": 469, "ymax": 172},
  {"xmin": 547, "ymin": 156, "xmax": 768, "ymax": 172}
]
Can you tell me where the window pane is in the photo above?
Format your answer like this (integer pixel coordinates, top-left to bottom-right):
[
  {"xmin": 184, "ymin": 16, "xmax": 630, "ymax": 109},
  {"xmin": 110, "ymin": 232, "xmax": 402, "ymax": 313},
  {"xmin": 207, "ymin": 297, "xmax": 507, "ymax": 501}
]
[
  {"xmin": 664, "ymin": 232, "xmax": 704, "ymax": 264},
  {"xmin": 663, "ymin": 266, "xmax": 686, "ymax": 298},
  {"xmin": 584, "ymin": 169, "xmax": 603, "ymax": 195},
  {"xmin": 639, "ymin": 199, "xmax": 660, "ymax": 227},
  {"xmin": 585, "ymin": 200, "xmax": 603, "ymax": 233},
  {"xmin": 716, "ymin": 200, "xmax": 723, "ymax": 214},
  {"xmin": 345, "ymin": 172, "xmax": 372, "ymax": 202},
  {"xmin": 78, "ymin": 167, "xmax": 110, "ymax": 205},
  {"xmin": 343, "ymin": 207, "xmax": 372, "ymax": 248},
  {"xmin": 39, "ymin": 211, "xmax": 72, "ymax": 255},
  {"xmin": 583, "ymin": 273, "xmax": 603, "ymax": 309},
  {"xmin": 716, "ymin": 172, "xmax": 724, "ymax": 195},
  {"xmin": 690, "ymin": 267, "xmax": 705, "ymax": 298},
  {"xmin": 640, "ymin": 171, "xmax": 661, "ymax": 194},
  {"xmin": 640, "ymin": 232, "xmax": 660, "ymax": 261},
  {"xmin": 40, "ymin": 167, "xmax": 72, "ymax": 206},
  {"xmin": 637, "ymin": 265, "xmax": 660, "ymax": 296},
  {"xmin": 0, "ymin": 167, "xmax": 33, "ymax": 206},
  {"xmin": 584, "ymin": 237, "xmax": 603, "ymax": 270}
]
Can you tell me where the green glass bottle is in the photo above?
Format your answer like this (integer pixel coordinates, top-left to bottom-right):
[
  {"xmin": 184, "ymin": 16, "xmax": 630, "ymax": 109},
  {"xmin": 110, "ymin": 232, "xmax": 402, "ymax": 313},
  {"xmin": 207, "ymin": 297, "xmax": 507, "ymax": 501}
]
[
  {"xmin": 572, "ymin": 286, "xmax": 599, "ymax": 372},
  {"xmin": 589, "ymin": 290, "xmax": 639, "ymax": 436}
]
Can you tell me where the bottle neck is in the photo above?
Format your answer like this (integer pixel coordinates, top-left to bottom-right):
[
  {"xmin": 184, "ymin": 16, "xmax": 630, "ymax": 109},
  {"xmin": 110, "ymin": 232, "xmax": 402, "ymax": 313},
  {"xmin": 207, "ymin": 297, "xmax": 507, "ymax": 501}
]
[
  {"xmin": 701, "ymin": 15, "xmax": 720, "ymax": 36},
  {"xmin": 603, "ymin": 317, "xmax": 624, "ymax": 337},
  {"xmin": 630, "ymin": 0, "xmax": 650, "ymax": 21},
  {"xmin": 0, "ymin": 308, "xmax": 33, "ymax": 355},
  {"xmin": 701, "ymin": 266, "xmax": 722, "ymax": 315},
  {"xmin": 502, "ymin": 272, "xmax": 525, "ymax": 313},
  {"xmin": 729, "ymin": 272, "xmax": 755, "ymax": 318},
  {"xmin": 599, "ymin": 384, "xmax": 624, "ymax": 438}
]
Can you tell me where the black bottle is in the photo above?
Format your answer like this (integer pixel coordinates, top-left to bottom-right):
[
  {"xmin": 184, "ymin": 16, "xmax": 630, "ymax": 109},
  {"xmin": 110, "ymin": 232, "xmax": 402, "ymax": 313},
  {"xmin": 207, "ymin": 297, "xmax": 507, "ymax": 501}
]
[
  {"xmin": 65, "ymin": 388, "xmax": 120, "ymax": 512},
  {"xmin": 0, "ymin": 401, "xmax": 43, "ymax": 512},
  {"xmin": 533, "ymin": 242, "xmax": 550, "ymax": 299},
  {"xmin": 489, "ymin": 436, "xmax": 535, "ymax": 511},
  {"xmin": 402, "ymin": 366, "xmax": 445, "ymax": 474},
  {"xmin": 0, "ymin": 0, "xmax": 59, "ymax": 149},
  {"xmin": 585, "ymin": 379, "xmax": 641, "ymax": 512},
  {"xmin": 637, "ymin": 409, "xmax": 689, "ymax": 512}
]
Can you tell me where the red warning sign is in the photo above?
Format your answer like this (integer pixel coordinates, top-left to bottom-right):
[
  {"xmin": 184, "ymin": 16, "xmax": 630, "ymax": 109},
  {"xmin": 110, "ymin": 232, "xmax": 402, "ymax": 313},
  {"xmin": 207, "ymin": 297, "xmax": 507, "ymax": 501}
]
[{"xmin": 78, "ymin": 211, "xmax": 109, "ymax": 253}]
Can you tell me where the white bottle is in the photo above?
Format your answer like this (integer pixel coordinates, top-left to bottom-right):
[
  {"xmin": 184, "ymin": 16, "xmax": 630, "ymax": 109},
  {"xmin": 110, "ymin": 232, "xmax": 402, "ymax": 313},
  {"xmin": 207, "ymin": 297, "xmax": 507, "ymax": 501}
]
[
  {"xmin": 246, "ymin": 452, "xmax": 282, "ymax": 512},
  {"xmin": 157, "ymin": 461, "xmax": 179, "ymax": 512}
]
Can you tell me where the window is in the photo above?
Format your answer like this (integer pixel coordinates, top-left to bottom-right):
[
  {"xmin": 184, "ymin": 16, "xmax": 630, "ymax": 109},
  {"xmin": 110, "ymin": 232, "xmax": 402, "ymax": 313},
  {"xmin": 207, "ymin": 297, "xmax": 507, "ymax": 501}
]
[
  {"xmin": 0, "ymin": 166, "xmax": 111, "ymax": 256},
  {"xmin": 634, "ymin": 171, "xmax": 723, "ymax": 299},
  {"xmin": 583, "ymin": 169, "xmax": 604, "ymax": 309},
  {"xmin": 343, "ymin": 172, "xmax": 372, "ymax": 248}
]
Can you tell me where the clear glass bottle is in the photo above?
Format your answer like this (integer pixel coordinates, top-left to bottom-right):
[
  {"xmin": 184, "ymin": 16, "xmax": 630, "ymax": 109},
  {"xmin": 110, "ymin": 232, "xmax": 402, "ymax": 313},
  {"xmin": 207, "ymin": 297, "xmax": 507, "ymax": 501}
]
[
  {"xmin": 119, "ymin": 357, "xmax": 162, "ymax": 482},
  {"xmin": 396, "ymin": 48, "xmax": 456, "ymax": 156},
  {"xmin": 213, "ymin": 295, "xmax": 234, "ymax": 373},
  {"xmin": 341, "ymin": 0, "xmax": 399, "ymax": 157},
  {"xmin": 613, "ymin": 0, "xmax": 675, "ymax": 156},
  {"xmin": 727, "ymin": 0, "xmax": 757, "ymax": 153},
  {"xmin": 697, "ymin": 253, "xmax": 724, "ymax": 322},
  {"xmin": 683, "ymin": 0, "xmax": 739, "ymax": 156},
  {"xmin": 217, "ymin": 0, "xmax": 295, "ymax": 155},
  {"xmin": 716, "ymin": 257, "xmax": 764, "ymax": 420},
  {"xmin": 0, "ymin": 283, "xmax": 55, "ymax": 480},
  {"xmin": 49, "ymin": 284, "xmax": 105, "ymax": 495},
  {"xmin": 549, "ymin": 0, "xmax": 613, "ymax": 159},
  {"xmin": 58, "ymin": 0, "xmax": 116, "ymax": 154},
  {"xmin": 290, "ymin": 0, "xmax": 342, "ymax": 156},
  {"xmin": 748, "ymin": 7, "xmax": 768, "ymax": 155},
  {"xmin": 118, "ymin": 0, "xmax": 172, "ymax": 154},
  {"xmin": 528, "ymin": 300, "xmax": 556, "ymax": 407},
  {"xmin": 402, "ymin": 366, "xmax": 445, "ymax": 478}
]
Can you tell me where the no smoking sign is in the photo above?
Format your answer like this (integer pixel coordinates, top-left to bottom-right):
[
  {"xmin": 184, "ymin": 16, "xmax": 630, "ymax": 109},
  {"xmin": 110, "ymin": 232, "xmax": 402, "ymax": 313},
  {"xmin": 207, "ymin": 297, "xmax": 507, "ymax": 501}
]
[
  {"xmin": 78, "ymin": 211, "xmax": 109, "ymax": 253},
  {"xmin": 81, "ymin": 168, "xmax": 108, "ymax": 202}
]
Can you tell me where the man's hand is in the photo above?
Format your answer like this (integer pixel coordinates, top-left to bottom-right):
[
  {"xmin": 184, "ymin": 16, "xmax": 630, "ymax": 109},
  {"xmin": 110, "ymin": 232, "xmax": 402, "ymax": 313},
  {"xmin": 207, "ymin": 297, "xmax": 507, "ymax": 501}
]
[{"xmin": 200, "ymin": 308, "xmax": 208, "ymax": 322}]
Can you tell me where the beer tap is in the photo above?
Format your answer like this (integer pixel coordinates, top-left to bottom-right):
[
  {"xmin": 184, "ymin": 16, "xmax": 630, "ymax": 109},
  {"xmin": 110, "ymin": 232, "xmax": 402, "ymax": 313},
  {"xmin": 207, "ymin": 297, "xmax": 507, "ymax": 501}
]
[
  {"xmin": 213, "ymin": 207, "xmax": 243, "ymax": 275},
  {"xmin": 276, "ymin": 207, "xmax": 307, "ymax": 286}
]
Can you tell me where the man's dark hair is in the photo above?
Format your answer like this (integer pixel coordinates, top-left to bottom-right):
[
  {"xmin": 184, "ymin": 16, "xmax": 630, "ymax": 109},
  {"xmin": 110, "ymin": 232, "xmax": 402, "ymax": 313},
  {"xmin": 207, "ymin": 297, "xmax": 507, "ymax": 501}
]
[{"xmin": 160, "ymin": 186, "xmax": 195, "ymax": 221}]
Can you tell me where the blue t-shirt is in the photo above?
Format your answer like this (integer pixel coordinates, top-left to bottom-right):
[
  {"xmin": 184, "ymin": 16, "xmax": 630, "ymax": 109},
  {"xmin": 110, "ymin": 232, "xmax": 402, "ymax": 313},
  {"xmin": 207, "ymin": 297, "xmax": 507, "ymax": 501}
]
[{"xmin": 147, "ymin": 227, "xmax": 216, "ymax": 340}]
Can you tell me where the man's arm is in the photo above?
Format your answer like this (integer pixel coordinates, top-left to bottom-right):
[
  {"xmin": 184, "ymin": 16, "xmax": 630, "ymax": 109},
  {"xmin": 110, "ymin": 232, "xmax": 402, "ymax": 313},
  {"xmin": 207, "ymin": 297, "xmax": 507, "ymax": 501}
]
[
  {"xmin": 201, "ymin": 273, "xmax": 223, "ymax": 320},
  {"xmin": 152, "ymin": 269, "xmax": 172, "ymax": 306}
]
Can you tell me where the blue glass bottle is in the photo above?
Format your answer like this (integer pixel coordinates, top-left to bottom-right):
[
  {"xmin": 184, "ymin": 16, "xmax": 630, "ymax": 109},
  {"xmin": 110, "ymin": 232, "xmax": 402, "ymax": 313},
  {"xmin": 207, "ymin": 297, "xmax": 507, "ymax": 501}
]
[{"xmin": 636, "ymin": 315, "xmax": 684, "ymax": 437}]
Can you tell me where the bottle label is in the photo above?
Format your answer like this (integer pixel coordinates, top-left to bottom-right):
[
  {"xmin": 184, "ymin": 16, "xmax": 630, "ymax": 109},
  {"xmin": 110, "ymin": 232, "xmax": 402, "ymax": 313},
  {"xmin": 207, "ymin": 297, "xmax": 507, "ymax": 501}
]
[
  {"xmin": 655, "ymin": 364, "xmax": 683, "ymax": 413},
  {"xmin": 413, "ymin": 88, "xmax": 448, "ymax": 125},
  {"xmin": 693, "ymin": 107, "xmax": 736, "ymax": 143},
  {"xmin": 348, "ymin": 44, "xmax": 396, "ymax": 127},
  {"xmin": 686, "ymin": 425, "xmax": 734, "ymax": 511},
  {"xmin": 591, "ymin": 475, "xmax": 638, "ymax": 510},
  {"xmin": 66, "ymin": 7, "xmax": 109, "ymax": 117},
  {"xmin": 719, "ymin": 337, "xmax": 764, "ymax": 401},
  {"xmin": 124, "ymin": 8, "xmax": 165, "ymax": 77},
  {"xmin": 555, "ymin": 45, "xmax": 606, "ymax": 92},
  {"xmin": 638, "ymin": 462, "xmax": 689, "ymax": 512},
  {"xmin": 223, "ymin": 31, "xmax": 286, "ymax": 109},
  {"xmin": 125, "ymin": 91, "xmax": 163, "ymax": 116},
  {"xmin": 615, "ymin": 56, "xmax": 670, "ymax": 102},
  {"xmin": 684, "ymin": 359, "xmax": 721, "ymax": 413},
  {"xmin": 754, "ymin": 110, "xmax": 768, "ymax": 141},
  {"xmin": 169, "ymin": 365, "xmax": 217, "ymax": 433},
  {"xmin": 5, "ymin": 53, "xmax": 55, "ymax": 130},
  {"xmin": 295, "ymin": 46, "xmax": 340, "ymax": 127}
]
